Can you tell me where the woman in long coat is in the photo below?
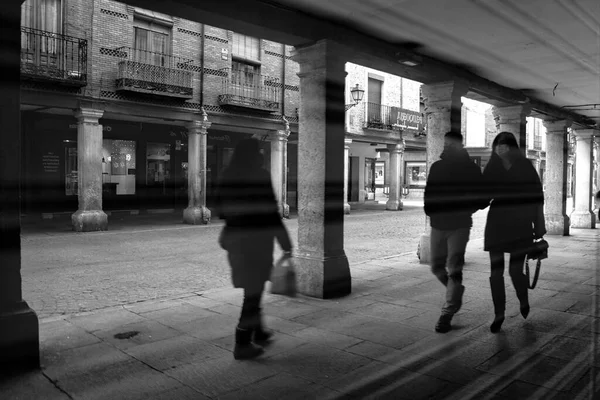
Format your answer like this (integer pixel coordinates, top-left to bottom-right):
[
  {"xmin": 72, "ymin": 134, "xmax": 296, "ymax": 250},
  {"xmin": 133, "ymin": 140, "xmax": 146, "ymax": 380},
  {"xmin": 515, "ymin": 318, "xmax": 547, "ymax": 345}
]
[
  {"xmin": 483, "ymin": 132, "xmax": 546, "ymax": 333},
  {"xmin": 216, "ymin": 138, "xmax": 292, "ymax": 360}
]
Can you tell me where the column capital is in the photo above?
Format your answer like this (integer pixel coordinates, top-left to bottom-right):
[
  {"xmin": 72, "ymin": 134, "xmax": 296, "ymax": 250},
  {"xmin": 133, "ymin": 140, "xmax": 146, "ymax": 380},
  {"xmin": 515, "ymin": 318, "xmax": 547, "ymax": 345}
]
[
  {"xmin": 75, "ymin": 108, "xmax": 104, "ymax": 123},
  {"xmin": 344, "ymin": 138, "xmax": 353, "ymax": 147},
  {"xmin": 291, "ymin": 40, "xmax": 345, "ymax": 78},
  {"xmin": 543, "ymin": 119, "xmax": 572, "ymax": 134},
  {"xmin": 270, "ymin": 129, "xmax": 290, "ymax": 141},
  {"xmin": 492, "ymin": 104, "xmax": 532, "ymax": 122},
  {"xmin": 387, "ymin": 141, "xmax": 405, "ymax": 154},
  {"xmin": 422, "ymin": 80, "xmax": 469, "ymax": 115},
  {"xmin": 186, "ymin": 119, "xmax": 211, "ymax": 134}
]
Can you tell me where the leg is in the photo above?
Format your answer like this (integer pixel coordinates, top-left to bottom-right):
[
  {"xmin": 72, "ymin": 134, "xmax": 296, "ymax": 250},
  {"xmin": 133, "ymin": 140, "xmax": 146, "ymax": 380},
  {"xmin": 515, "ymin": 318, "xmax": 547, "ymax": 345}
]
[
  {"xmin": 508, "ymin": 251, "xmax": 529, "ymax": 319},
  {"xmin": 442, "ymin": 227, "xmax": 470, "ymax": 316},
  {"xmin": 234, "ymin": 286, "xmax": 264, "ymax": 360},
  {"xmin": 430, "ymin": 228, "xmax": 449, "ymax": 287},
  {"xmin": 489, "ymin": 251, "xmax": 506, "ymax": 333}
]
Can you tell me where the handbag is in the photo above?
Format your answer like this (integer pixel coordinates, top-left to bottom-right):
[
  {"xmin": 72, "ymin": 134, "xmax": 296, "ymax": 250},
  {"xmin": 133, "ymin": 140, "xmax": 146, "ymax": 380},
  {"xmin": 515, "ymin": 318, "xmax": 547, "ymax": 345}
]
[
  {"xmin": 270, "ymin": 254, "xmax": 297, "ymax": 297},
  {"xmin": 525, "ymin": 238, "xmax": 549, "ymax": 289}
]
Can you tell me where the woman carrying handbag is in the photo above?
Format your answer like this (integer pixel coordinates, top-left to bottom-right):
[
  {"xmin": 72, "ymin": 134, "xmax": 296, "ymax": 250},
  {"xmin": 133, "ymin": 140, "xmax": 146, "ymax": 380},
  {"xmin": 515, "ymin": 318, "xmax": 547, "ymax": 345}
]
[
  {"xmin": 216, "ymin": 138, "xmax": 293, "ymax": 360},
  {"xmin": 482, "ymin": 132, "xmax": 547, "ymax": 333}
]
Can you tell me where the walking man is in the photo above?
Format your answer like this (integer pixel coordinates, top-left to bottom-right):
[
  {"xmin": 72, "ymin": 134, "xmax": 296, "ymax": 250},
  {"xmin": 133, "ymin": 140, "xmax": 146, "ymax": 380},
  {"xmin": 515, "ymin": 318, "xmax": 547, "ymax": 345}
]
[{"xmin": 424, "ymin": 131, "xmax": 486, "ymax": 333}]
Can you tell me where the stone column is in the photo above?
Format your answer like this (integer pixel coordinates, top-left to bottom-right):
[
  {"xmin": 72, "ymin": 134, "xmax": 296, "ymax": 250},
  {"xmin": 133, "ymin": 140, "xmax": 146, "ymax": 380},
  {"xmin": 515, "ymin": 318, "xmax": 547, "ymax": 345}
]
[
  {"xmin": 183, "ymin": 116, "xmax": 212, "ymax": 225},
  {"xmin": 270, "ymin": 127, "xmax": 290, "ymax": 219},
  {"xmin": 344, "ymin": 138, "xmax": 352, "ymax": 214},
  {"xmin": 543, "ymin": 120, "xmax": 571, "ymax": 235},
  {"xmin": 0, "ymin": 0, "xmax": 39, "ymax": 372},
  {"xmin": 72, "ymin": 107, "xmax": 108, "ymax": 232},
  {"xmin": 418, "ymin": 81, "xmax": 468, "ymax": 264},
  {"xmin": 492, "ymin": 105, "xmax": 531, "ymax": 155},
  {"xmin": 291, "ymin": 40, "xmax": 351, "ymax": 298},
  {"xmin": 570, "ymin": 129, "xmax": 597, "ymax": 228},
  {"xmin": 386, "ymin": 140, "xmax": 405, "ymax": 211}
]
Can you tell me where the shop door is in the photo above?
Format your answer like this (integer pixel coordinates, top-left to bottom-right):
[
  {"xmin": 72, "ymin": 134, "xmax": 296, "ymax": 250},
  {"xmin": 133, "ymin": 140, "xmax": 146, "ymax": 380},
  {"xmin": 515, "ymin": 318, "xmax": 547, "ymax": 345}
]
[
  {"xmin": 367, "ymin": 78, "xmax": 383, "ymax": 126},
  {"xmin": 349, "ymin": 156, "xmax": 360, "ymax": 202},
  {"xmin": 364, "ymin": 157, "xmax": 376, "ymax": 201},
  {"xmin": 146, "ymin": 142, "xmax": 173, "ymax": 208},
  {"xmin": 62, "ymin": 141, "xmax": 79, "ymax": 212}
]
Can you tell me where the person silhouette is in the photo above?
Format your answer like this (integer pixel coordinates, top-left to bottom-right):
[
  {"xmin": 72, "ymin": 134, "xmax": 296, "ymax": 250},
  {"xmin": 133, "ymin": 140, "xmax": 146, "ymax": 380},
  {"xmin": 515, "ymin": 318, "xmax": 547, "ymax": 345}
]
[{"xmin": 215, "ymin": 138, "xmax": 292, "ymax": 360}]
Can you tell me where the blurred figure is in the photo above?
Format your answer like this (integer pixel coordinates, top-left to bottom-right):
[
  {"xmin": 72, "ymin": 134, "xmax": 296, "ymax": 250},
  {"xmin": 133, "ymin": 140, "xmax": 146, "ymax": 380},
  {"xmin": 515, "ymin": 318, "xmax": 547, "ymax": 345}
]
[
  {"xmin": 482, "ymin": 132, "xmax": 546, "ymax": 333},
  {"xmin": 216, "ymin": 138, "xmax": 292, "ymax": 360},
  {"xmin": 424, "ymin": 131, "xmax": 486, "ymax": 333}
]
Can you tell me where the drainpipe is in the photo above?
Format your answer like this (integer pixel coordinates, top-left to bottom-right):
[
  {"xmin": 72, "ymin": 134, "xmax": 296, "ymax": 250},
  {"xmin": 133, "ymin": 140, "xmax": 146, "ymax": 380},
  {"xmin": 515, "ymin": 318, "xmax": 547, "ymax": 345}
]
[
  {"xmin": 281, "ymin": 43, "xmax": 286, "ymax": 117},
  {"xmin": 199, "ymin": 23, "xmax": 205, "ymax": 106}
]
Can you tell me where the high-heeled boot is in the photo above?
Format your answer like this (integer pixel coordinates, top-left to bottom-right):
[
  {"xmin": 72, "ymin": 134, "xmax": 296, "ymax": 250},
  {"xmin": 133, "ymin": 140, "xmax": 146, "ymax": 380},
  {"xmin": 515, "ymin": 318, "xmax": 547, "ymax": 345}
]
[
  {"xmin": 489, "ymin": 276, "xmax": 506, "ymax": 333},
  {"xmin": 512, "ymin": 272, "xmax": 530, "ymax": 319},
  {"xmin": 234, "ymin": 327, "xmax": 264, "ymax": 360}
]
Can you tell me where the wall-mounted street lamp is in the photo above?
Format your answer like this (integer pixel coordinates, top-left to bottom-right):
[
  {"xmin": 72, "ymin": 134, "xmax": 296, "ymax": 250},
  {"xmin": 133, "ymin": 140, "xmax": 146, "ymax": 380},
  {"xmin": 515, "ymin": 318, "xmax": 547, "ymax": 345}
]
[{"xmin": 345, "ymin": 84, "xmax": 365, "ymax": 111}]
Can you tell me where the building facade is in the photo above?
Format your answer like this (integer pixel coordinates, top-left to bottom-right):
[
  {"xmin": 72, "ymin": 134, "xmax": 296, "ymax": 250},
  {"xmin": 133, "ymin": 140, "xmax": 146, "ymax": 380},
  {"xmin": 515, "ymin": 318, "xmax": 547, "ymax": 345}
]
[{"xmin": 20, "ymin": 0, "xmax": 300, "ymax": 221}]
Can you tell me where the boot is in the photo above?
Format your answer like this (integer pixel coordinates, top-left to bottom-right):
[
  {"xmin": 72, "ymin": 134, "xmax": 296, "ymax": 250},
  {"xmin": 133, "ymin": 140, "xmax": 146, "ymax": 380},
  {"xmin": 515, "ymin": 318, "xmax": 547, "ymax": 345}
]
[
  {"xmin": 253, "ymin": 311, "xmax": 274, "ymax": 345},
  {"xmin": 234, "ymin": 327, "xmax": 264, "ymax": 360},
  {"xmin": 489, "ymin": 276, "xmax": 506, "ymax": 333},
  {"xmin": 512, "ymin": 273, "xmax": 530, "ymax": 319}
]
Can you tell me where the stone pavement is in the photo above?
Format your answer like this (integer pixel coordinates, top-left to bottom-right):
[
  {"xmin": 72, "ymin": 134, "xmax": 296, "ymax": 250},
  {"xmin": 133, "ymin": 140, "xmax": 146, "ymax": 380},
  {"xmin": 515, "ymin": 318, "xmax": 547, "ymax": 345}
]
[{"xmin": 2, "ymin": 229, "xmax": 599, "ymax": 399}]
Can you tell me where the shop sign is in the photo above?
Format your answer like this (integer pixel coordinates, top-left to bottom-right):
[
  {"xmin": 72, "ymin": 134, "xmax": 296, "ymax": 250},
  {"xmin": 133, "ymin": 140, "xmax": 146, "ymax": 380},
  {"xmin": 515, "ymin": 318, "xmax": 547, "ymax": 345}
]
[
  {"xmin": 42, "ymin": 152, "xmax": 60, "ymax": 173},
  {"xmin": 221, "ymin": 48, "xmax": 228, "ymax": 60},
  {"xmin": 69, "ymin": 124, "xmax": 112, "ymax": 132},
  {"xmin": 396, "ymin": 108, "xmax": 424, "ymax": 132}
]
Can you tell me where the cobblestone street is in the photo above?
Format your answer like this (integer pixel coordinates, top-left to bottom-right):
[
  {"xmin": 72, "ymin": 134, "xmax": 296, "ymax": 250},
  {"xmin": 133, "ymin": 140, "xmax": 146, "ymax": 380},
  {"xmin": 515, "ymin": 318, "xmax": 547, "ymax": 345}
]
[{"xmin": 21, "ymin": 204, "xmax": 488, "ymax": 319}]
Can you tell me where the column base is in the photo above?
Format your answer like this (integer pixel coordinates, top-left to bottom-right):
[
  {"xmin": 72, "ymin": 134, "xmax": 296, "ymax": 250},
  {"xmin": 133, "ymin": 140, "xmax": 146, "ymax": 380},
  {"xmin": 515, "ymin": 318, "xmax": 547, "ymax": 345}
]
[
  {"xmin": 0, "ymin": 301, "xmax": 39, "ymax": 374},
  {"xmin": 570, "ymin": 211, "xmax": 596, "ymax": 229},
  {"xmin": 546, "ymin": 213, "xmax": 570, "ymax": 235},
  {"xmin": 418, "ymin": 232, "xmax": 431, "ymax": 264},
  {"xmin": 71, "ymin": 210, "xmax": 108, "ymax": 232},
  {"xmin": 386, "ymin": 199, "xmax": 403, "ymax": 211},
  {"xmin": 183, "ymin": 206, "xmax": 211, "ymax": 225},
  {"xmin": 282, "ymin": 204, "xmax": 290, "ymax": 219},
  {"xmin": 343, "ymin": 202, "xmax": 351, "ymax": 215},
  {"xmin": 295, "ymin": 250, "xmax": 351, "ymax": 299}
]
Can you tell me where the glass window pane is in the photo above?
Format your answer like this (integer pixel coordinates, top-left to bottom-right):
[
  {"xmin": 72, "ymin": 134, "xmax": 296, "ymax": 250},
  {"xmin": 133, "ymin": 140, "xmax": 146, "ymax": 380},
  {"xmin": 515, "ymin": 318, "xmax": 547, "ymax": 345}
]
[{"xmin": 103, "ymin": 139, "xmax": 136, "ymax": 195}]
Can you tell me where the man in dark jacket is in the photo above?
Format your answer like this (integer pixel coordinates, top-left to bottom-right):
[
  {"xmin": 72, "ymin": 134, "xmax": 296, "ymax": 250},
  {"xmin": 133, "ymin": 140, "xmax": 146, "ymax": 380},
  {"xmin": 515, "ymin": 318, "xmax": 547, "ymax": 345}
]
[{"xmin": 424, "ymin": 131, "xmax": 487, "ymax": 333}]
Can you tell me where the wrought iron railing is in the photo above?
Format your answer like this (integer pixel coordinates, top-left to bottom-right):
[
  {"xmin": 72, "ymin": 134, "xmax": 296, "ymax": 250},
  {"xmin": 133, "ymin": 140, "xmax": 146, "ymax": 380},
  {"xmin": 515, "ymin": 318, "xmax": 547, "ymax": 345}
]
[
  {"xmin": 20, "ymin": 27, "xmax": 87, "ymax": 86},
  {"xmin": 364, "ymin": 102, "xmax": 399, "ymax": 130},
  {"xmin": 114, "ymin": 47, "xmax": 194, "ymax": 99},
  {"xmin": 218, "ymin": 68, "xmax": 280, "ymax": 112}
]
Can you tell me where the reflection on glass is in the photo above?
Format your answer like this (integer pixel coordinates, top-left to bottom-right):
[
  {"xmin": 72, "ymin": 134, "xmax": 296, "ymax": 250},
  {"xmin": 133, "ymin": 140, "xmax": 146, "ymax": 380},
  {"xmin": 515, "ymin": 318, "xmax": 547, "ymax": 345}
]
[
  {"xmin": 147, "ymin": 142, "xmax": 171, "ymax": 194},
  {"xmin": 406, "ymin": 162, "xmax": 426, "ymax": 187}
]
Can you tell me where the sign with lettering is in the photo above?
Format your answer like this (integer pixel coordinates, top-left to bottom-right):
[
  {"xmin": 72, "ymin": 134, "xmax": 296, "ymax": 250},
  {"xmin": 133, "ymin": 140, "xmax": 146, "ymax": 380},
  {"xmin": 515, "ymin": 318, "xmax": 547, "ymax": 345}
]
[
  {"xmin": 42, "ymin": 152, "xmax": 60, "ymax": 173},
  {"xmin": 396, "ymin": 108, "xmax": 424, "ymax": 132}
]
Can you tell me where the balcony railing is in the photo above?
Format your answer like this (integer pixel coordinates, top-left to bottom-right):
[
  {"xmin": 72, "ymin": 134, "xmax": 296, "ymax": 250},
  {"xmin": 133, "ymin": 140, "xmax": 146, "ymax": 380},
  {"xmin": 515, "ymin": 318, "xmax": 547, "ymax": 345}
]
[
  {"xmin": 218, "ymin": 68, "xmax": 280, "ymax": 112},
  {"xmin": 20, "ymin": 27, "xmax": 87, "ymax": 87},
  {"xmin": 114, "ymin": 47, "xmax": 194, "ymax": 99},
  {"xmin": 364, "ymin": 102, "xmax": 399, "ymax": 130}
]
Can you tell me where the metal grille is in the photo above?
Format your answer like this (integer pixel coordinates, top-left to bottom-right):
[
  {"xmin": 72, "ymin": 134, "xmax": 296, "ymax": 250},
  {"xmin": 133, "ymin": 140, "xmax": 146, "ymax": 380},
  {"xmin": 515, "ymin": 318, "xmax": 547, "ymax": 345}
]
[
  {"xmin": 100, "ymin": 9, "xmax": 129, "ymax": 19},
  {"xmin": 218, "ymin": 68, "xmax": 280, "ymax": 112},
  {"xmin": 364, "ymin": 102, "xmax": 398, "ymax": 130},
  {"xmin": 20, "ymin": 27, "xmax": 87, "ymax": 87},
  {"xmin": 114, "ymin": 47, "xmax": 194, "ymax": 99}
]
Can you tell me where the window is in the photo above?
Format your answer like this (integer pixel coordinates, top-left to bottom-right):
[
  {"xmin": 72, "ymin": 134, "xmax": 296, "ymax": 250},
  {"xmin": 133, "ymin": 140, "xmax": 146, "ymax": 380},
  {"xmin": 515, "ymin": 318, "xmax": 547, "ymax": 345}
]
[
  {"xmin": 406, "ymin": 161, "xmax": 427, "ymax": 188},
  {"xmin": 232, "ymin": 60, "xmax": 258, "ymax": 87},
  {"xmin": 21, "ymin": 0, "xmax": 61, "ymax": 55},
  {"xmin": 133, "ymin": 17, "xmax": 171, "ymax": 66},
  {"xmin": 103, "ymin": 140, "xmax": 137, "ymax": 195},
  {"xmin": 232, "ymin": 33, "xmax": 260, "ymax": 61}
]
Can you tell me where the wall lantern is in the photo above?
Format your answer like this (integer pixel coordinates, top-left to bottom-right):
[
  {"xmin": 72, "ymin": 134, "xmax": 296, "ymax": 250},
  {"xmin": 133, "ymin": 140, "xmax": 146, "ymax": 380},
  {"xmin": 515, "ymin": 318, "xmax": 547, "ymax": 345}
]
[{"xmin": 345, "ymin": 84, "xmax": 365, "ymax": 111}]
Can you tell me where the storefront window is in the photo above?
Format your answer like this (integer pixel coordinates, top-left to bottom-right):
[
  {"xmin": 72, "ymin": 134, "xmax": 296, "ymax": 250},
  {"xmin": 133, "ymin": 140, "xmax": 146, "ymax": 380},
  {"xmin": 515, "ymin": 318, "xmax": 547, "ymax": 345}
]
[
  {"xmin": 147, "ymin": 142, "xmax": 171, "ymax": 194},
  {"xmin": 375, "ymin": 161, "xmax": 385, "ymax": 186},
  {"xmin": 102, "ymin": 139, "xmax": 136, "ymax": 195},
  {"xmin": 65, "ymin": 147, "xmax": 78, "ymax": 196},
  {"xmin": 406, "ymin": 161, "xmax": 427, "ymax": 188}
]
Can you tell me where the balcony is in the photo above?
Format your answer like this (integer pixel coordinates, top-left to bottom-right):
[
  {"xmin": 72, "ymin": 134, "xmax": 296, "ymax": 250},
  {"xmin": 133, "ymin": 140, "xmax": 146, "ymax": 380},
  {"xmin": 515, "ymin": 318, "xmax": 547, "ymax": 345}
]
[
  {"xmin": 20, "ymin": 27, "xmax": 87, "ymax": 87},
  {"xmin": 114, "ymin": 47, "xmax": 194, "ymax": 99},
  {"xmin": 364, "ymin": 102, "xmax": 399, "ymax": 131},
  {"xmin": 218, "ymin": 68, "xmax": 280, "ymax": 112}
]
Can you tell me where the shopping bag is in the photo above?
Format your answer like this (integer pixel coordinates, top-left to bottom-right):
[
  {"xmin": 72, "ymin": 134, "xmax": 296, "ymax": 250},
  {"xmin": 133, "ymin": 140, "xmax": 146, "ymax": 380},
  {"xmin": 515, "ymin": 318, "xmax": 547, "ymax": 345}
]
[{"xmin": 270, "ymin": 255, "xmax": 297, "ymax": 297}]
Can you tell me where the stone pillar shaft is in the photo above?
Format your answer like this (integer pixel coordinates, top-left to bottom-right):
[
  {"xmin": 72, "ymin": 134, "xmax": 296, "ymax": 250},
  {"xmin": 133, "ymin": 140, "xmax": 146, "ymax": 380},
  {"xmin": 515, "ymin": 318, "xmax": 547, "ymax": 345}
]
[
  {"xmin": 183, "ymin": 119, "xmax": 212, "ymax": 225},
  {"xmin": 343, "ymin": 138, "xmax": 352, "ymax": 214},
  {"xmin": 418, "ymin": 81, "xmax": 468, "ymax": 264},
  {"xmin": 291, "ymin": 40, "xmax": 351, "ymax": 298},
  {"xmin": 543, "ymin": 120, "xmax": 571, "ymax": 235},
  {"xmin": 492, "ymin": 105, "xmax": 531, "ymax": 155},
  {"xmin": 0, "ymin": 0, "xmax": 39, "ymax": 372},
  {"xmin": 71, "ymin": 108, "xmax": 108, "ymax": 232},
  {"xmin": 386, "ymin": 141, "xmax": 405, "ymax": 211},
  {"xmin": 270, "ymin": 129, "xmax": 290, "ymax": 218},
  {"xmin": 570, "ymin": 129, "xmax": 597, "ymax": 228}
]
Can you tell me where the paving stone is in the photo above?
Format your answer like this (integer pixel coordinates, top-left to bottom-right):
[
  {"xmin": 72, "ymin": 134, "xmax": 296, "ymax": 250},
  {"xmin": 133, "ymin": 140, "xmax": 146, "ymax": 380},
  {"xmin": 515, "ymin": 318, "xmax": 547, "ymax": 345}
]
[
  {"xmin": 351, "ymin": 301, "xmax": 426, "ymax": 322},
  {"xmin": 290, "ymin": 327, "xmax": 363, "ymax": 350},
  {"xmin": 92, "ymin": 319, "xmax": 183, "ymax": 350},
  {"xmin": 42, "ymin": 342, "xmax": 133, "ymax": 380},
  {"xmin": 0, "ymin": 371, "xmax": 71, "ymax": 400},
  {"xmin": 344, "ymin": 341, "xmax": 404, "ymax": 362},
  {"xmin": 362, "ymin": 372, "xmax": 457, "ymax": 400},
  {"xmin": 141, "ymin": 303, "xmax": 218, "ymax": 326},
  {"xmin": 201, "ymin": 288, "xmax": 244, "ymax": 304},
  {"xmin": 262, "ymin": 315, "xmax": 312, "ymax": 334},
  {"xmin": 176, "ymin": 313, "xmax": 235, "ymax": 340},
  {"xmin": 124, "ymin": 298, "xmax": 190, "ymax": 314},
  {"xmin": 210, "ymin": 330, "xmax": 307, "ymax": 358},
  {"xmin": 265, "ymin": 300, "xmax": 323, "ymax": 320},
  {"xmin": 123, "ymin": 334, "xmax": 230, "ymax": 371},
  {"xmin": 165, "ymin": 355, "xmax": 278, "ymax": 398},
  {"xmin": 342, "ymin": 320, "xmax": 434, "ymax": 350},
  {"xmin": 39, "ymin": 319, "xmax": 102, "ymax": 355},
  {"xmin": 149, "ymin": 386, "xmax": 210, "ymax": 400},
  {"xmin": 496, "ymin": 379, "xmax": 571, "ymax": 399},
  {"xmin": 54, "ymin": 359, "xmax": 180, "ymax": 400},
  {"xmin": 68, "ymin": 308, "xmax": 147, "ymax": 333},
  {"xmin": 179, "ymin": 295, "xmax": 223, "ymax": 309}
]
